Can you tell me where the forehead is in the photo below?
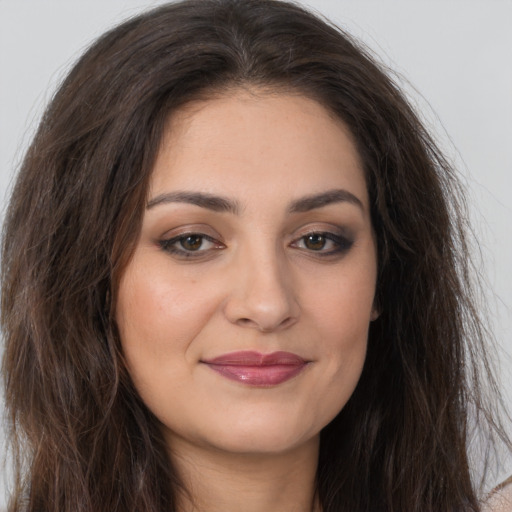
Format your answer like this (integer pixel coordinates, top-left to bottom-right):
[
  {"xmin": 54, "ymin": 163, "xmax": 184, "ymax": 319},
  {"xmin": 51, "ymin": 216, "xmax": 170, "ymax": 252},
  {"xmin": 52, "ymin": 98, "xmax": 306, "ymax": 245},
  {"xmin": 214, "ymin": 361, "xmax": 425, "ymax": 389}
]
[{"xmin": 149, "ymin": 90, "xmax": 368, "ymax": 209}]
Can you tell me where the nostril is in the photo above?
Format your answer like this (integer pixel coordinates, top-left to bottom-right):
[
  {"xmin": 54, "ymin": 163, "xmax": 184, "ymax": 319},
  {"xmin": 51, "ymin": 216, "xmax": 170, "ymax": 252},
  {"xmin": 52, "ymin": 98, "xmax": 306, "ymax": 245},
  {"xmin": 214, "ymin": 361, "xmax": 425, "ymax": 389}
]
[
  {"xmin": 237, "ymin": 318, "xmax": 254, "ymax": 327},
  {"xmin": 224, "ymin": 283, "xmax": 301, "ymax": 332},
  {"xmin": 235, "ymin": 315, "xmax": 297, "ymax": 332},
  {"xmin": 280, "ymin": 316, "xmax": 296, "ymax": 329}
]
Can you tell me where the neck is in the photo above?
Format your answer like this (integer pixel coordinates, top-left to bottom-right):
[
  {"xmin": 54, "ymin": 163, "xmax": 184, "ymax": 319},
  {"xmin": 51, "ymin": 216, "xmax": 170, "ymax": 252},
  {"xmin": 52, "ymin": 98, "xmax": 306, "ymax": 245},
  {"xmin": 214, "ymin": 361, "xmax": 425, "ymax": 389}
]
[{"xmin": 168, "ymin": 435, "xmax": 320, "ymax": 512}]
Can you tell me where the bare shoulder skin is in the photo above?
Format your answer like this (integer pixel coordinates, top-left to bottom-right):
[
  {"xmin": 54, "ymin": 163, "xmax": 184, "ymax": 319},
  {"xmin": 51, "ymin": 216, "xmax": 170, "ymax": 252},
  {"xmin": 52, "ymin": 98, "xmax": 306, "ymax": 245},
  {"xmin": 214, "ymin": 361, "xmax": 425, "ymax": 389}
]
[{"xmin": 483, "ymin": 476, "xmax": 512, "ymax": 512}]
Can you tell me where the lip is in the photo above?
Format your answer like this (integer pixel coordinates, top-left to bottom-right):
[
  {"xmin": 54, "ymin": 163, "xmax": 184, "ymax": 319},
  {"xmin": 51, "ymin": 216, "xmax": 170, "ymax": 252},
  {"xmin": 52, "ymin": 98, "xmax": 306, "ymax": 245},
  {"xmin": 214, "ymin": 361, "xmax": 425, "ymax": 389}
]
[{"xmin": 202, "ymin": 351, "xmax": 308, "ymax": 386}]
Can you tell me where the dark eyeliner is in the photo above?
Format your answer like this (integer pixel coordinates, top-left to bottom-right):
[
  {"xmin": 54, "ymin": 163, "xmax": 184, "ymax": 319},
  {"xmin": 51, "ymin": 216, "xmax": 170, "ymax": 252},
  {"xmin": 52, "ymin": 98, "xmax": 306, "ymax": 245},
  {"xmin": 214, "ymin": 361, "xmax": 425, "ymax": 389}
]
[
  {"xmin": 158, "ymin": 233, "xmax": 220, "ymax": 257},
  {"xmin": 296, "ymin": 231, "xmax": 354, "ymax": 257},
  {"xmin": 318, "ymin": 232, "xmax": 353, "ymax": 255}
]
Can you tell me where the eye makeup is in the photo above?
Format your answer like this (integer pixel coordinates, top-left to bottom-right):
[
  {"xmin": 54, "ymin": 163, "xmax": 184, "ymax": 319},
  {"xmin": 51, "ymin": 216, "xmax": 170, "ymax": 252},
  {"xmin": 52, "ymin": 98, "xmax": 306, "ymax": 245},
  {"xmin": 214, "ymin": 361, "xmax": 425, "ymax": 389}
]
[
  {"xmin": 158, "ymin": 232, "xmax": 225, "ymax": 259},
  {"xmin": 157, "ymin": 226, "xmax": 355, "ymax": 262},
  {"xmin": 290, "ymin": 231, "xmax": 354, "ymax": 256}
]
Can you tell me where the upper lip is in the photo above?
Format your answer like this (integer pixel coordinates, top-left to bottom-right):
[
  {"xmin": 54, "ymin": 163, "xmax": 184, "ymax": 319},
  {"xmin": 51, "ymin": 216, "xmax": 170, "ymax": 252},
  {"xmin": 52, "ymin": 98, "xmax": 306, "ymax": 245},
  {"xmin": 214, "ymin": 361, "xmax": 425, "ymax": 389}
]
[{"xmin": 202, "ymin": 351, "xmax": 306, "ymax": 366}]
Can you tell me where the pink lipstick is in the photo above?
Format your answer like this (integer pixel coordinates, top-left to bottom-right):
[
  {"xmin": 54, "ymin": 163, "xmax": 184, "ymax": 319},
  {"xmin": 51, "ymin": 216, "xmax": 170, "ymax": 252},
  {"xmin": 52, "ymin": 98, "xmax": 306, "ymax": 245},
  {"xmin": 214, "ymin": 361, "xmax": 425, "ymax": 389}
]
[{"xmin": 202, "ymin": 351, "xmax": 308, "ymax": 386}]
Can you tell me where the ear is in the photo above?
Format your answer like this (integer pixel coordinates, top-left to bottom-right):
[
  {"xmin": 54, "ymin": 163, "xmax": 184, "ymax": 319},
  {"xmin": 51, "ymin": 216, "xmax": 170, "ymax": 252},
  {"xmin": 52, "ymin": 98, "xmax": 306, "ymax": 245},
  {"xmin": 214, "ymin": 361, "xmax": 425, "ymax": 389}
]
[{"xmin": 370, "ymin": 298, "xmax": 381, "ymax": 321}]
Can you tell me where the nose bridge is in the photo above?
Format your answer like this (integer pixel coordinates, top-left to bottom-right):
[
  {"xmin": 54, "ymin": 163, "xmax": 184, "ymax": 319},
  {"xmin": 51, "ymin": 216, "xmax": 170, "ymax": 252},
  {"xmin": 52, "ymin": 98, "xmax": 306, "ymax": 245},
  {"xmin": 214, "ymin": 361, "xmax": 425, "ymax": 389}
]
[{"xmin": 223, "ymin": 236, "xmax": 299, "ymax": 332}]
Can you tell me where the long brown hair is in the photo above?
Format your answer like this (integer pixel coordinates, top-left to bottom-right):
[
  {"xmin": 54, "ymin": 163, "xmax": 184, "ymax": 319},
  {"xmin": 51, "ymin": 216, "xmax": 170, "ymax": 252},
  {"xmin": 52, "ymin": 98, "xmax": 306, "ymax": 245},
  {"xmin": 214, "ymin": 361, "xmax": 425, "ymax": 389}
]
[{"xmin": 2, "ymin": 1, "xmax": 509, "ymax": 510}]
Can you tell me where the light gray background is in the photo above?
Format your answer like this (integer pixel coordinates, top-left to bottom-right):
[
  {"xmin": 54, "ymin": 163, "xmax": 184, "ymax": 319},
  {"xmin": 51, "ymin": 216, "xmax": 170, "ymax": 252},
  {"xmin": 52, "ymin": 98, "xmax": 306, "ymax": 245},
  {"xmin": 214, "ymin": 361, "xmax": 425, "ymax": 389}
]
[{"xmin": 1, "ymin": 0, "xmax": 511, "ymax": 506}]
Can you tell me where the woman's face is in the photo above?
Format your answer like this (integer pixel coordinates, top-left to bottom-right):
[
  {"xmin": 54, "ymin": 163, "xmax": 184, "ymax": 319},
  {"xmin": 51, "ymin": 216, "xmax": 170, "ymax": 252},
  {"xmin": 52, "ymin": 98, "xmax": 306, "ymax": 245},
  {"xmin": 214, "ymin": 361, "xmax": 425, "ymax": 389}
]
[{"xmin": 116, "ymin": 90, "xmax": 378, "ymax": 456}]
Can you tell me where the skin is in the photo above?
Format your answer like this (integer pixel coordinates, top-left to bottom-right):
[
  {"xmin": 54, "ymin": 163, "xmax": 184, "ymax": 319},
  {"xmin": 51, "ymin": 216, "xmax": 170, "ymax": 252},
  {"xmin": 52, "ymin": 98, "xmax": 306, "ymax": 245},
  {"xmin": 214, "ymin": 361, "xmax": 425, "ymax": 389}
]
[{"xmin": 116, "ymin": 89, "xmax": 378, "ymax": 512}]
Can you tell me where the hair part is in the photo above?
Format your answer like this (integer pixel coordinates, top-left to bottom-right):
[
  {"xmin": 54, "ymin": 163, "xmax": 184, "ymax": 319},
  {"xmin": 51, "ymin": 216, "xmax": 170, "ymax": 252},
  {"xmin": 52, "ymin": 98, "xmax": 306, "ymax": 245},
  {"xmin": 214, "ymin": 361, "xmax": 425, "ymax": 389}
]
[{"xmin": 2, "ymin": 1, "xmax": 509, "ymax": 511}]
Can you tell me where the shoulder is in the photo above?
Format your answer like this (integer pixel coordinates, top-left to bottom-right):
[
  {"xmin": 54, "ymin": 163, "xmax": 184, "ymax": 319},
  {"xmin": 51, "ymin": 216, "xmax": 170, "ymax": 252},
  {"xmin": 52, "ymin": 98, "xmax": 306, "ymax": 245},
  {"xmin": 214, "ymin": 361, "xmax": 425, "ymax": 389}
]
[{"xmin": 482, "ymin": 476, "xmax": 512, "ymax": 512}]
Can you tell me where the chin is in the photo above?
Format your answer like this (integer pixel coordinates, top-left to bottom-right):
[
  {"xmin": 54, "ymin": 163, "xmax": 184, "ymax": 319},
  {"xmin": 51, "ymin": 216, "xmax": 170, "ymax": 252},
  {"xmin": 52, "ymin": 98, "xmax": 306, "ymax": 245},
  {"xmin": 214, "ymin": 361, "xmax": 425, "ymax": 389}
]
[
  {"xmin": 182, "ymin": 410, "xmax": 324, "ymax": 456},
  {"xmin": 208, "ymin": 428, "xmax": 318, "ymax": 456}
]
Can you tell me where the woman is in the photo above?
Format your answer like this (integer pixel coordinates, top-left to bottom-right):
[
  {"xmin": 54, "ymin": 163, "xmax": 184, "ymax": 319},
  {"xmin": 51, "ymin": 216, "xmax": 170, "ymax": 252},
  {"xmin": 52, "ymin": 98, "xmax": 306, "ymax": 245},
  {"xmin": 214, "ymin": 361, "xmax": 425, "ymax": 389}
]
[{"xmin": 1, "ymin": 0, "xmax": 510, "ymax": 511}]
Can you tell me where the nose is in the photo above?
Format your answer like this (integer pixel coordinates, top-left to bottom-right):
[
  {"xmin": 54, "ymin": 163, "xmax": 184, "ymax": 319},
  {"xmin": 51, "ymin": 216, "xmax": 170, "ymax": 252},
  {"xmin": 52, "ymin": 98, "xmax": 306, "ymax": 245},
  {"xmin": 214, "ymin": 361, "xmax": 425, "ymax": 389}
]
[{"xmin": 223, "ymin": 246, "xmax": 300, "ymax": 333}]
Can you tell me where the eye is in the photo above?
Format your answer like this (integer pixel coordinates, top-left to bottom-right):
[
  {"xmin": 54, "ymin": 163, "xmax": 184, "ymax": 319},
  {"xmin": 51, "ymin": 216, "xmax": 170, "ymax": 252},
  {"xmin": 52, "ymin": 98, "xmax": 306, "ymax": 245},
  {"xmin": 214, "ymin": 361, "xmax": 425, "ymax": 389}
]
[
  {"xmin": 178, "ymin": 234, "xmax": 206, "ymax": 251},
  {"xmin": 302, "ymin": 233, "xmax": 329, "ymax": 251},
  {"xmin": 291, "ymin": 231, "xmax": 353, "ymax": 256},
  {"xmin": 159, "ymin": 233, "xmax": 224, "ymax": 258}
]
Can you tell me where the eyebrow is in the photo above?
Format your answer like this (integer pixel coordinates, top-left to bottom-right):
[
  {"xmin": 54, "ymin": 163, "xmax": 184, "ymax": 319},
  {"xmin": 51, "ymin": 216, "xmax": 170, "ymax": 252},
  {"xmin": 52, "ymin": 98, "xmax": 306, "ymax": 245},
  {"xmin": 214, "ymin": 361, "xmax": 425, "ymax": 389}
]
[
  {"xmin": 146, "ymin": 191, "xmax": 240, "ymax": 214},
  {"xmin": 146, "ymin": 188, "xmax": 363, "ymax": 214},
  {"xmin": 288, "ymin": 189, "xmax": 364, "ymax": 213}
]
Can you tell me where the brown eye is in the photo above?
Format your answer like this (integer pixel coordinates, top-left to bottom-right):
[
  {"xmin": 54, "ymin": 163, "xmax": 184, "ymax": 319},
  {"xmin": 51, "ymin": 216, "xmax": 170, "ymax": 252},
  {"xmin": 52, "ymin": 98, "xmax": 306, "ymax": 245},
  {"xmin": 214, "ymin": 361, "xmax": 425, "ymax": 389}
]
[
  {"xmin": 180, "ymin": 235, "xmax": 203, "ymax": 251},
  {"xmin": 303, "ymin": 234, "xmax": 327, "ymax": 251},
  {"xmin": 290, "ymin": 231, "xmax": 353, "ymax": 257},
  {"xmin": 159, "ymin": 232, "xmax": 224, "ymax": 258}
]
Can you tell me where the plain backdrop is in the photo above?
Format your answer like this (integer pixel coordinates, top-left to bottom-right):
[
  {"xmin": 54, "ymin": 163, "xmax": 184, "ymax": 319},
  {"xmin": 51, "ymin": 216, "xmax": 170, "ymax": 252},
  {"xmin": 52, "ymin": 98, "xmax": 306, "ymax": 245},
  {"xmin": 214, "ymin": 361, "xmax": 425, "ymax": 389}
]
[{"xmin": 1, "ymin": 0, "xmax": 511, "ymax": 506}]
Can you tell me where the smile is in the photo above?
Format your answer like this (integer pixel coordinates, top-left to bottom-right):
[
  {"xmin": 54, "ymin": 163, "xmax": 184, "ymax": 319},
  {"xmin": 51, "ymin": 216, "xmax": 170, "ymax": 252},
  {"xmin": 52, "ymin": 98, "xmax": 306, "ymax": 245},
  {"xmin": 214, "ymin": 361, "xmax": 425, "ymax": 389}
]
[{"xmin": 202, "ymin": 351, "xmax": 309, "ymax": 386}]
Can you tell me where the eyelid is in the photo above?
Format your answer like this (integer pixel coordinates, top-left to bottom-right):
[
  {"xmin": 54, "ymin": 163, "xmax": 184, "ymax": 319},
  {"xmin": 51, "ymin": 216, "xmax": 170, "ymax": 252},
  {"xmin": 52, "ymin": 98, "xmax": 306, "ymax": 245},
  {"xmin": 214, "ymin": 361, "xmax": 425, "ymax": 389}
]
[
  {"xmin": 158, "ymin": 233, "xmax": 225, "ymax": 259},
  {"xmin": 156, "ymin": 224, "xmax": 226, "ymax": 259},
  {"xmin": 156, "ymin": 222, "xmax": 354, "ymax": 260},
  {"xmin": 289, "ymin": 223, "xmax": 355, "ymax": 256},
  {"xmin": 291, "ymin": 222, "xmax": 354, "ymax": 240},
  {"xmin": 158, "ymin": 223, "xmax": 223, "ymax": 241}
]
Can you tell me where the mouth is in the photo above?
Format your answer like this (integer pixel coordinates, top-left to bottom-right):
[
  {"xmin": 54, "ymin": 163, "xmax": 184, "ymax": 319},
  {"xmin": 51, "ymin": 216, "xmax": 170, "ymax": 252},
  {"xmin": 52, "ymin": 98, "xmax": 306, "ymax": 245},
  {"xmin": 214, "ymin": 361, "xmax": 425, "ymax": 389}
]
[{"xmin": 201, "ymin": 351, "xmax": 309, "ymax": 387}]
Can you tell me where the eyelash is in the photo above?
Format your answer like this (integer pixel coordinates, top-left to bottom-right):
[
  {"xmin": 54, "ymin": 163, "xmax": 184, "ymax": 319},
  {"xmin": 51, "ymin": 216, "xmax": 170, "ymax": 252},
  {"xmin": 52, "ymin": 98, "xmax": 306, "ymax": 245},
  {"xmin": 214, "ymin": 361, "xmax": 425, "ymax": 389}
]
[
  {"xmin": 158, "ymin": 233, "xmax": 224, "ymax": 258},
  {"xmin": 290, "ymin": 232, "xmax": 353, "ymax": 256},
  {"xmin": 158, "ymin": 231, "xmax": 353, "ymax": 259}
]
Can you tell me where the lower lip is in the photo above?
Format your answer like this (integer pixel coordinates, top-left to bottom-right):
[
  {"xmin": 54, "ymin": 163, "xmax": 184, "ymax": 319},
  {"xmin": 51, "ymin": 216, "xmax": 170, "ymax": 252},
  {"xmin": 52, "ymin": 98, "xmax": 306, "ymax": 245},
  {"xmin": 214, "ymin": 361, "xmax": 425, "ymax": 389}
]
[{"xmin": 204, "ymin": 363, "xmax": 307, "ymax": 386}]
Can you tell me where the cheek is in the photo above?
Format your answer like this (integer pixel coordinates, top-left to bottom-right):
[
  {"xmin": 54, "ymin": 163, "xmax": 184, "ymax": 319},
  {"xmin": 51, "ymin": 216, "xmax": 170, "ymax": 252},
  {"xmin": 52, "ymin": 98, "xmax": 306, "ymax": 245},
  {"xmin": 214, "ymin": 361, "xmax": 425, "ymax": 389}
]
[
  {"xmin": 316, "ymin": 289, "xmax": 370, "ymax": 388},
  {"xmin": 298, "ymin": 257, "xmax": 376, "ymax": 410},
  {"xmin": 304, "ymin": 259, "xmax": 376, "ymax": 350},
  {"xmin": 115, "ymin": 252, "xmax": 220, "ymax": 373}
]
